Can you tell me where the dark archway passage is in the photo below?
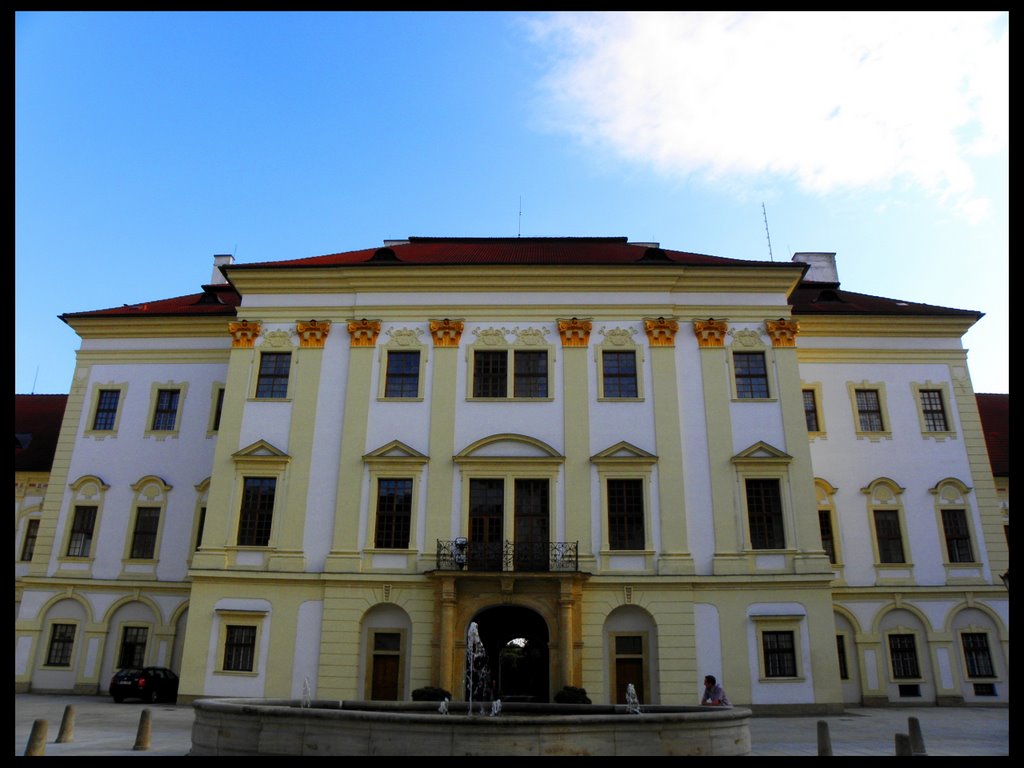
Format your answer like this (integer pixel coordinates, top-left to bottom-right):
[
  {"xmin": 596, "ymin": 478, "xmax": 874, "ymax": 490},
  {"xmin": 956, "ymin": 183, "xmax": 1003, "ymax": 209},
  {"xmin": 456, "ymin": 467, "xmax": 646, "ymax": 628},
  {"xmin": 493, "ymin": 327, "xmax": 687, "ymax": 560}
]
[{"xmin": 468, "ymin": 605, "xmax": 550, "ymax": 702}]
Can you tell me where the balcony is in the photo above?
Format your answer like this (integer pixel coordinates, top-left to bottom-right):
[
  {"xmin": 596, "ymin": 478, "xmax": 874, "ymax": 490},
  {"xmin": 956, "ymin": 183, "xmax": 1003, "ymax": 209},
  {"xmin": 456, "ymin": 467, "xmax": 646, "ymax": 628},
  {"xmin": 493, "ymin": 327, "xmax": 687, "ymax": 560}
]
[{"xmin": 436, "ymin": 539, "xmax": 579, "ymax": 572}]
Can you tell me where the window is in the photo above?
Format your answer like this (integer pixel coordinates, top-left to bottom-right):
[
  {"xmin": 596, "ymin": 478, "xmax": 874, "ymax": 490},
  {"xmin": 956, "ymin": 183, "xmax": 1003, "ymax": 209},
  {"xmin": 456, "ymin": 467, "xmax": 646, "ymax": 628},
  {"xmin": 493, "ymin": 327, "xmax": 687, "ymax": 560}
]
[
  {"xmin": 20, "ymin": 519, "xmax": 40, "ymax": 562},
  {"xmin": 151, "ymin": 389, "xmax": 180, "ymax": 431},
  {"xmin": 607, "ymin": 479, "xmax": 645, "ymax": 550},
  {"xmin": 471, "ymin": 348, "xmax": 551, "ymax": 399},
  {"xmin": 92, "ymin": 389, "xmax": 121, "ymax": 431},
  {"xmin": 66, "ymin": 505, "xmax": 97, "ymax": 557},
  {"xmin": 746, "ymin": 479, "xmax": 785, "ymax": 549},
  {"xmin": 941, "ymin": 509, "xmax": 975, "ymax": 563},
  {"xmin": 873, "ymin": 510, "xmax": 906, "ymax": 563},
  {"xmin": 212, "ymin": 387, "xmax": 225, "ymax": 431},
  {"xmin": 961, "ymin": 633, "xmax": 995, "ymax": 678},
  {"xmin": 473, "ymin": 351, "xmax": 507, "ymax": 397},
  {"xmin": 836, "ymin": 635, "xmax": 849, "ymax": 680},
  {"xmin": 223, "ymin": 625, "xmax": 256, "ymax": 671},
  {"xmin": 129, "ymin": 507, "xmax": 161, "ymax": 559},
  {"xmin": 118, "ymin": 626, "xmax": 148, "ymax": 669},
  {"xmin": 803, "ymin": 389, "xmax": 819, "ymax": 431},
  {"xmin": 195, "ymin": 507, "xmax": 207, "ymax": 551},
  {"xmin": 919, "ymin": 389, "xmax": 948, "ymax": 432},
  {"xmin": 46, "ymin": 623, "xmax": 76, "ymax": 667},
  {"xmin": 855, "ymin": 389, "xmax": 884, "ymax": 432},
  {"xmin": 374, "ymin": 478, "xmax": 412, "ymax": 549},
  {"xmin": 384, "ymin": 351, "xmax": 420, "ymax": 398},
  {"xmin": 514, "ymin": 350, "xmax": 548, "ymax": 397},
  {"xmin": 763, "ymin": 630, "xmax": 797, "ymax": 677},
  {"xmin": 734, "ymin": 352, "xmax": 769, "ymax": 398},
  {"xmin": 888, "ymin": 633, "xmax": 920, "ymax": 679},
  {"xmin": 819, "ymin": 509, "xmax": 836, "ymax": 564},
  {"xmin": 612, "ymin": 634, "xmax": 646, "ymax": 704},
  {"xmin": 236, "ymin": 477, "xmax": 276, "ymax": 546},
  {"xmin": 601, "ymin": 351, "xmax": 639, "ymax": 398},
  {"xmin": 255, "ymin": 352, "xmax": 291, "ymax": 398},
  {"xmin": 370, "ymin": 631, "xmax": 403, "ymax": 700}
]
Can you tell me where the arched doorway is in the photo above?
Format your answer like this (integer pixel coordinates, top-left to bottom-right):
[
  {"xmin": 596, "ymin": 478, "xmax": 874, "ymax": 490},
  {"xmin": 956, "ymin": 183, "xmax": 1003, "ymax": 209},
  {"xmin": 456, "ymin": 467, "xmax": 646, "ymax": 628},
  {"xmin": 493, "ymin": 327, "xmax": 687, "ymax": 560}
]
[{"xmin": 468, "ymin": 605, "xmax": 550, "ymax": 702}]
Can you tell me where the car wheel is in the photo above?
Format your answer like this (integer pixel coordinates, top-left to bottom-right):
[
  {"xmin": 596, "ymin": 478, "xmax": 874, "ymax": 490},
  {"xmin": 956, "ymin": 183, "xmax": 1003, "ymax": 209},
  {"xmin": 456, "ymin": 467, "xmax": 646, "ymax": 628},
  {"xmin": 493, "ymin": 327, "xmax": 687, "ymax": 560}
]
[
  {"xmin": 149, "ymin": 689, "xmax": 159, "ymax": 703},
  {"xmin": 113, "ymin": 695, "xmax": 124, "ymax": 703}
]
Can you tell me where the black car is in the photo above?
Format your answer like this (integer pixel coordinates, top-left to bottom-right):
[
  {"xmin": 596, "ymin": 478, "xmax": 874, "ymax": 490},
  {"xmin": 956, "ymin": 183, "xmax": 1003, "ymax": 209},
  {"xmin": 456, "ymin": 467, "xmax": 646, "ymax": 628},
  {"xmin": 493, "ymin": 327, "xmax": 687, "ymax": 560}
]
[{"xmin": 109, "ymin": 667, "xmax": 179, "ymax": 703}]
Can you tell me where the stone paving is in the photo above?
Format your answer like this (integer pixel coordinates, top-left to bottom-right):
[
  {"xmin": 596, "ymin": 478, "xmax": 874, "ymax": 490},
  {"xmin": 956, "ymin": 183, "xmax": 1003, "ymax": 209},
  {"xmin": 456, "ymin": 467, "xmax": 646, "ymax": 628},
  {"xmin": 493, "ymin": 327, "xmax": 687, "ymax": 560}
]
[{"xmin": 14, "ymin": 693, "xmax": 1010, "ymax": 756}]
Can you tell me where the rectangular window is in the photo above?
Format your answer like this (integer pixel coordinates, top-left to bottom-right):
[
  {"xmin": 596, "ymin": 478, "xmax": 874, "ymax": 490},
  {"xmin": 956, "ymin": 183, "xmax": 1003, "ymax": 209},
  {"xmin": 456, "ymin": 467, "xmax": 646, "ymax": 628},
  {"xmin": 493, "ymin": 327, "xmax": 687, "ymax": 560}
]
[
  {"xmin": 514, "ymin": 350, "xmax": 548, "ymax": 398},
  {"xmin": 66, "ymin": 505, "xmax": 97, "ymax": 557},
  {"xmin": 130, "ymin": 507, "xmax": 161, "ymax": 559},
  {"xmin": 236, "ymin": 477, "xmax": 276, "ymax": 547},
  {"xmin": 20, "ymin": 519, "xmax": 40, "ymax": 562},
  {"xmin": 469, "ymin": 478, "xmax": 504, "ymax": 571},
  {"xmin": 374, "ymin": 478, "xmax": 413, "ymax": 549},
  {"xmin": 607, "ymin": 478, "xmax": 644, "ymax": 550},
  {"xmin": 255, "ymin": 352, "xmax": 291, "ymax": 399},
  {"xmin": 919, "ymin": 389, "xmax": 948, "ymax": 431},
  {"xmin": 855, "ymin": 389, "xmax": 884, "ymax": 432},
  {"xmin": 602, "ymin": 351, "xmax": 639, "ymax": 398},
  {"xmin": 746, "ymin": 479, "xmax": 785, "ymax": 549},
  {"xmin": 961, "ymin": 633, "xmax": 995, "ymax": 678},
  {"xmin": 613, "ymin": 634, "xmax": 645, "ymax": 705},
  {"xmin": 118, "ymin": 626, "xmax": 148, "ymax": 669},
  {"xmin": 223, "ymin": 625, "xmax": 256, "ymax": 672},
  {"xmin": 819, "ymin": 510, "xmax": 836, "ymax": 564},
  {"xmin": 941, "ymin": 508, "xmax": 974, "ymax": 563},
  {"xmin": 151, "ymin": 389, "xmax": 180, "ymax": 431},
  {"xmin": 384, "ymin": 351, "xmax": 420, "ymax": 398},
  {"xmin": 46, "ymin": 623, "xmax": 76, "ymax": 667},
  {"xmin": 92, "ymin": 389, "xmax": 121, "ymax": 430},
  {"xmin": 874, "ymin": 510, "xmax": 905, "ymax": 563},
  {"xmin": 212, "ymin": 388, "xmax": 225, "ymax": 431},
  {"xmin": 836, "ymin": 635, "xmax": 849, "ymax": 680},
  {"xmin": 889, "ymin": 634, "xmax": 920, "ymax": 679},
  {"xmin": 473, "ymin": 351, "xmax": 507, "ymax": 398},
  {"xmin": 763, "ymin": 630, "xmax": 797, "ymax": 677},
  {"xmin": 734, "ymin": 352, "xmax": 769, "ymax": 398},
  {"xmin": 803, "ymin": 389, "xmax": 819, "ymax": 431}
]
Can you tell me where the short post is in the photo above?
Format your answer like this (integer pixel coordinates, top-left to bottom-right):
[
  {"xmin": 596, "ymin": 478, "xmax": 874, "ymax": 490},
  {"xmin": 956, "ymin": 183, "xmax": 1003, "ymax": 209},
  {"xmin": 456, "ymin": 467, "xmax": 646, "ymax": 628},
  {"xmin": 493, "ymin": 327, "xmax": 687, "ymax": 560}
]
[
  {"xmin": 133, "ymin": 708, "xmax": 152, "ymax": 751},
  {"xmin": 908, "ymin": 716, "xmax": 927, "ymax": 755},
  {"xmin": 56, "ymin": 704, "xmax": 75, "ymax": 743},
  {"xmin": 817, "ymin": 720, "xmax": 833, "ymax": 756},
  {"xmin": 24, "ymin": 719, "xmax": 48, "ymax": 756},
  {"xmin": 895, "ymin": 732, "xmax": 913, "ymax": 756}
]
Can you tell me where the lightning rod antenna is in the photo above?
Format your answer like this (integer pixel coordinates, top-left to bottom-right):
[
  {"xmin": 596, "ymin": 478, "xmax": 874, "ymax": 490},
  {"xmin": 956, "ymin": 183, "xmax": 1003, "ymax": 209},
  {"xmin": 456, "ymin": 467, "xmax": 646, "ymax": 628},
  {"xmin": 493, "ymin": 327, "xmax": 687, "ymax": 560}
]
[
  {"xmin": 518, "ymin": 197, "xmax": 522, "ymax": 238},
  {"xmin": 762, "ymin": 203, "xmax": 774, "ymax": 262}
]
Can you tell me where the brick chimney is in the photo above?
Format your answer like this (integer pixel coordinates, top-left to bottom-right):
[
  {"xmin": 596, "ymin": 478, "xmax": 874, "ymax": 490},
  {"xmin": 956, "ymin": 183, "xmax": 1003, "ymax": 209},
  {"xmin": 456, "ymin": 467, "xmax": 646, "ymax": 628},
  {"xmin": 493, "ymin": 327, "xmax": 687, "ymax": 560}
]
[
  {"xmin": 211, "ymin": 254, "xmax": 234, "ymax": 285},
  {"xmin": 791, "ymin": 252, "xmax": 838, "ymax": 284}
]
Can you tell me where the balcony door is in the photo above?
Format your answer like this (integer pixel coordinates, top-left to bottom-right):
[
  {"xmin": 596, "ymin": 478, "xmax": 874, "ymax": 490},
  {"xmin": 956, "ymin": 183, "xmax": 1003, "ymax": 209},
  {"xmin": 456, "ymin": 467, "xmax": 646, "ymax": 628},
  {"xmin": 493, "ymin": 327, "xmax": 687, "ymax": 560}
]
[
  {"xmin": 469, "ymin": 479, "xmax": 504, "ymax": 571},
  {"xmin": 514, "ymin": 479, "xmax": 549, "ymax": 571}
]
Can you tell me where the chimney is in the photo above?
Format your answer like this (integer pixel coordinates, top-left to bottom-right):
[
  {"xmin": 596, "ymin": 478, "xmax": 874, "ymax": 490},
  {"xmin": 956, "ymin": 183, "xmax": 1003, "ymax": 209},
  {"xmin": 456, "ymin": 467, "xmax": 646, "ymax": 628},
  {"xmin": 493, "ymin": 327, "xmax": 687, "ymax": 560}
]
[
  {"xmin": 211, "ymin": 254, "xmax": 234, "ymax": 285},
  {"xmin": 791, "ymin": 252, "xmax": 838, "ymax": 284}
]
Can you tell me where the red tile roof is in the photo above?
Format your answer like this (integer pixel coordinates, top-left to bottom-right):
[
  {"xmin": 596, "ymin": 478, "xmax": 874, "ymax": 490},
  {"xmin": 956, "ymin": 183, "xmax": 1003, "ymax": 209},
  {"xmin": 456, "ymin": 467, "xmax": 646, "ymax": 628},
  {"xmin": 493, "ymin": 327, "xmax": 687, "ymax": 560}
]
[
  {"xmin": 976, "ymin": 393, "xmax": 1009, "ymax": 477},
  {"xmin": 789, "ymin": 283, "xmax": 983, "ymax": 319},
  {"xmin": 15, "ymin": 394, "xmax": 68, "ymax": 472},
  {"xmin": 60, "ymin": 284, "xmax": 240, "ymax": 321}
]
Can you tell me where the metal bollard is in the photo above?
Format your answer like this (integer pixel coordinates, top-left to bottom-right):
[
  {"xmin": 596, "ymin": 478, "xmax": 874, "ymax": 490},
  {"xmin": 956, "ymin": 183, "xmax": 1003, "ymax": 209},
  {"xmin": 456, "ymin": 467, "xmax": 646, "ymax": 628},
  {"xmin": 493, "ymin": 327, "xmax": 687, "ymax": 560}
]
[
  {"xmin": 24, "ymin": 719, "xmax": 48, "ymax": 756},
  {"xmin": 56, "ymin": 704, "xmax": 75, "ymax": 743},
  {"xmin": 133, "ymin": 708, "xmax": 152, "ymax": 751},
  {"xmin": 895, "ymin": 732, "xmax": 913, "ymax": 756},
  {"xmin": 908, "ymin": 716, "xmax": 927, "ymax": 755},
  {"xmin": 817, "ymin": 720, "xmax": 833, "ymax": 756}
]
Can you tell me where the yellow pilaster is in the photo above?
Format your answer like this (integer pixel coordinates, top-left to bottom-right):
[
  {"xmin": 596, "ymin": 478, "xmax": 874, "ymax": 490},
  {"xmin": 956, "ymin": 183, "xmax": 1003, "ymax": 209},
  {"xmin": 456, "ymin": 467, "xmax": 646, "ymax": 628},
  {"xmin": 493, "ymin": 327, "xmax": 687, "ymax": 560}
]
[{"xmin": 559, "ymin": 319, "xmax": 593, "ymax": 569}]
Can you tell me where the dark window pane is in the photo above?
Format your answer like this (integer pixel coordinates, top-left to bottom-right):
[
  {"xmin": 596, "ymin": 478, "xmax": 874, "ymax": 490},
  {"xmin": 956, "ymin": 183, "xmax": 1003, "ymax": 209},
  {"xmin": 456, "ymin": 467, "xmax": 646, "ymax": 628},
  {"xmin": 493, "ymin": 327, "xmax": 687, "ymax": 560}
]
[
  {"xmin": 763, "ymin": 631, "xmax": 796, "ymax": 677},
  {"xmin": 118, "ymin": 626, "xmax": 148, "ymax": 668},
  {"xmin": 473, "ymin": 351, "xmax": 507, "ymax": 398},
  {"xmin": 255, "ymin": 353, "xmax": 291, "ymax": 398},
  {"xmin": 151, "ymin": 389, "xmax": 180, "ymax": 431},
  {"xmin": 889, "ymin": 634, "xmax": 920, "ymax": 679},
  {"xmin": 93, "ymin": 390, "xmax": 120, "ymax": 430},
  {"xmin": 803, "ymin": 389, "xmax": 819, "ymax": 431},
  {"xmin": 237, "ymin": 477, "xmax": 276, "ymax": 546},
  {"xmin": 374, "ymin": 478, "xmax": 413, "ymax": 549},
  {"xmin": 47, "ymin": 624, "xmax": 76, "ymax": 666},
  {"xmin": 961, "ymin": 633, "xmax": 995, "ymax": 678},
  {"xmin": 223, "ymin": 625, "xmax": 256, "ymax": 671},
  {"xmin": 212, "ymin": 388, "xmax": 225, "ymax": 431},
  {"xmin": 819, "ymin": 509, "xmax": 836, "ymax": 563},
  {"xmin": 21, "ymin": 519, "xmax": 40, "ymax": 561},
  {"xmin": 603, "ymin": 351, "xmax": 639, "ymax": 398},
  {"xmin": 920, "ymin": 389, "xmax": 948, "ymax": 431},
  {"xmin": 856, "ymin": 389, "xmax": 884, "ymax": 431},
  {"xmin": 608, "ymin": 479, "xmax": 644, "ymax": 550},
  {"xmin": 67, "ymin": 506, "xmax": 97, "ymax": 557},
  {"xmin": 130, "ymin": 507, "xmax": 160, "ymax": 559},
  {"xmin": 747, "ymin": 479, "xmax": 785, "ymax": 549},
  {"xmin": 384, "ymin": 351, "xmax": 420, "ymax": 398},
  {"xmin": 941, "ymin": 508, "xmax": 974, "ymax": 563},
  {"xmin": 874, "ymin": 510, "xmax": 905, "ymax": 563},
  {"xmin": 735, "ymin": 352, "xmax": 769, "ymax": 398},
  {"xmin": 514, "ymin": 351, "xmax": 548, "ymax": 398}
]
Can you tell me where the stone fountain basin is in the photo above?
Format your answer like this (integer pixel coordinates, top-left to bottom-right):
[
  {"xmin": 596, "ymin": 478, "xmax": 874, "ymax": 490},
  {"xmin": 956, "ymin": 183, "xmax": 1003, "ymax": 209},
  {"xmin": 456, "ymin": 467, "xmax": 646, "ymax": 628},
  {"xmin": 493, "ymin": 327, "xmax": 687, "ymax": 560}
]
[{"xmin": 190, "ymin": 698, "xmax": 751, "ymax": 756}]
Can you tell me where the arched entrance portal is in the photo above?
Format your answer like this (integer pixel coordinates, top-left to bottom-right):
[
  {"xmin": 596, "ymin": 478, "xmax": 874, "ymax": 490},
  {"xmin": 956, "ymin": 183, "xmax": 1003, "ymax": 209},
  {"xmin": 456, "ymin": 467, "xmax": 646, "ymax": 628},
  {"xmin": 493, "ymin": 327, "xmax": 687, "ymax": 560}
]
[{"xmin": 468, "ymin": 605, "xmax": 550, "ymax": 703}]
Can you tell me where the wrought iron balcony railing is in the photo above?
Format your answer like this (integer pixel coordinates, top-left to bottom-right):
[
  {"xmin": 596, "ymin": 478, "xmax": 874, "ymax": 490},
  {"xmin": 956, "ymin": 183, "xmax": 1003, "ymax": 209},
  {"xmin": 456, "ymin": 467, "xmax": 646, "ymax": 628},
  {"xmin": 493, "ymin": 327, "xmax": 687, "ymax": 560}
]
[{"xmin": 436, "ymin": 539, "xmax": 579, "ymax": 572}]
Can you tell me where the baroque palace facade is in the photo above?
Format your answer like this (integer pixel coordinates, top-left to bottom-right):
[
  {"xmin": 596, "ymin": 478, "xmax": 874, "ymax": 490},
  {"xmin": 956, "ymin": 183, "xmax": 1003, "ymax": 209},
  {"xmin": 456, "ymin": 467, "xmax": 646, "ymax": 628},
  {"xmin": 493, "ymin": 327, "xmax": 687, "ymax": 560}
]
[{"xmin": 15, "ymin": 237, "xmax": 1008, "ymax": 711}]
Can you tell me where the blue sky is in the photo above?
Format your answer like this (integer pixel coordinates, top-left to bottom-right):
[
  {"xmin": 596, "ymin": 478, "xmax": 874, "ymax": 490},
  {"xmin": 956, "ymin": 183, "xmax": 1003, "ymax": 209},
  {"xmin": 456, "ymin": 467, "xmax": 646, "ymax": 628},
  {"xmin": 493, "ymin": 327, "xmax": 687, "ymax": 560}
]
[{"xmin": 15, "ymin": 11, "xmax": 1008, "ymax": 395}]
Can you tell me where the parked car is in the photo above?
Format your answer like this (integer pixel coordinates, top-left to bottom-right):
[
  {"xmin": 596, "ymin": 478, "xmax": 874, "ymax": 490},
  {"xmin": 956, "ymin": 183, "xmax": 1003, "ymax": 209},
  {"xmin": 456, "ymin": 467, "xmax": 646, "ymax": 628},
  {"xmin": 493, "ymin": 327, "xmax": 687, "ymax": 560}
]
[{"xmin": 109, "ymin": 667, "xmax": 179, "ymax": 703}]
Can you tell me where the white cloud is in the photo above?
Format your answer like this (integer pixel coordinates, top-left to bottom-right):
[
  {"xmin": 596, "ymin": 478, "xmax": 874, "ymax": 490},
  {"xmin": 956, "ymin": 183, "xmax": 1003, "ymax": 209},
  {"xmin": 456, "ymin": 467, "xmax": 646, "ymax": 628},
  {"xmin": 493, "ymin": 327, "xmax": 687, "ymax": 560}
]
[{"xmin": 524, "ymin": 11, "xmax": 1007, "ymax": 216}]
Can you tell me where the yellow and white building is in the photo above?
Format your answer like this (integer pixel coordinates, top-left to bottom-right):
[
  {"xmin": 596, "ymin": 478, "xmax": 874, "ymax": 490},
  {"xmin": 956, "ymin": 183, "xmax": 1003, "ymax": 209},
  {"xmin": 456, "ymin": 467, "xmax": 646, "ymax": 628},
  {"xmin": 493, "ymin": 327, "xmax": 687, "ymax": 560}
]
[{"xmin": 14, "ymin": 237, "xmax": 1008, "ymax": 711}]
